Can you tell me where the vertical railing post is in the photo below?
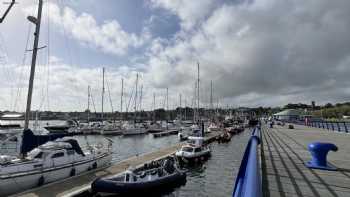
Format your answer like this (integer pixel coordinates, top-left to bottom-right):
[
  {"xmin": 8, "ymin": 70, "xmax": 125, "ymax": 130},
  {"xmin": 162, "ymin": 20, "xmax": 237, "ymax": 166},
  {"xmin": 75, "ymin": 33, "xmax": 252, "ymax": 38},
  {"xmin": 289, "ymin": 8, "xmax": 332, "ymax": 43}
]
[
  {"xmin": 326, "ymin": 122, "xmax": 329, "ymax": 130},
  {"xmin": 331, "ymin": 122, "xmax": 334, "ymax": 131},
  {"xmin": 343, "ymin": 122, "xmax": 348, "ymax": 133},
  {"xmin": 322, "ymin": 121, "xmax": 325, "ymax": 129},
  {"xmin": 336, "ymin": 122, "xmax": 341, "ymax": 132}
]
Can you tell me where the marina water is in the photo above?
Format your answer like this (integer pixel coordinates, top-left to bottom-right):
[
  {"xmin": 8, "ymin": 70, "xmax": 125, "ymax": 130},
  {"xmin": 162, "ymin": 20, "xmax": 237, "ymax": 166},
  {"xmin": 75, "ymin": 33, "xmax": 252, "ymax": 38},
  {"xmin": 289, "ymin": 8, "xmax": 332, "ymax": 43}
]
[{"xmin": 1, "ymin": 120, "xmax": 250, "ymax": 196}]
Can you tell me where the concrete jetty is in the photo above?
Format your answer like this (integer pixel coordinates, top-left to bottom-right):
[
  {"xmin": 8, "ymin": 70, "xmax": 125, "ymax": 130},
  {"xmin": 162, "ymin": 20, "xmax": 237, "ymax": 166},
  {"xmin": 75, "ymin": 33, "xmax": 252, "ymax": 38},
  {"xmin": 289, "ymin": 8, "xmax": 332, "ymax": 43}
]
[
  {"xmin": 261, "ymin": 124, "xmax": 350, "ymax": 197},
  {"xmin": 14, "ymin": 131, "xmax": 222, "ymax": 197}
]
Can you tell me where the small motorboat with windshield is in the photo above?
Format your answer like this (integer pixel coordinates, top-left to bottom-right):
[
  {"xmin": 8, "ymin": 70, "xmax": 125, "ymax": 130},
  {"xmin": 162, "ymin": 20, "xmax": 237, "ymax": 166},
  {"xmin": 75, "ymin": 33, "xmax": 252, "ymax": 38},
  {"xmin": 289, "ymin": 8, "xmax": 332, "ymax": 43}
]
[{"xmin": 175, "ymin": 137, "xmax": 211, "ymax": 163}]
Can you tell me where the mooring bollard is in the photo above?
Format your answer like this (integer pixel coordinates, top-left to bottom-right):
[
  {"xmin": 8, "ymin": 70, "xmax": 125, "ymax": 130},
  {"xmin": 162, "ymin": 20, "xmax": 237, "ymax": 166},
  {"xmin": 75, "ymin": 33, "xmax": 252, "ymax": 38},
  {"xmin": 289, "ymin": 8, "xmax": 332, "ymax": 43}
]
[{"xmin": 306, "ymin": 142, "xmax": 338, "ymax": 171}]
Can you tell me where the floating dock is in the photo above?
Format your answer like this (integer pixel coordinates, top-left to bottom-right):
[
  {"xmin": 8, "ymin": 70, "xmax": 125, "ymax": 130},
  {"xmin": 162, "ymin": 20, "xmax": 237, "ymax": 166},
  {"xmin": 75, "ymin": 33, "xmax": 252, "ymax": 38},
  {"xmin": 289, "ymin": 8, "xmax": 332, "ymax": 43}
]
[
  {"xmin": 261, "ymin": 124, "xmax": 350, "ymax": 197},
  {"xmin": 153, "ymin": 129, "xmax": 179, "ymax": 138},
  {"xmin": 14, "ymin": 131, "xmax": 221, "ymax": 197}
]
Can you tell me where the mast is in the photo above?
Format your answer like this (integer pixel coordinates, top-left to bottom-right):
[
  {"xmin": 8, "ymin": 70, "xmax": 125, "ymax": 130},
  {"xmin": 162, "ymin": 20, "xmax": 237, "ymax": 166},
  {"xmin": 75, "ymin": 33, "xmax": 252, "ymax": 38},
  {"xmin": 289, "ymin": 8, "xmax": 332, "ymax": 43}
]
[
  {"xmin": 140, "ymin": 85, "xmax": 143, "ymax": 112},
  {"xmin": 121, "ymin": 78, "xmax": 123, "ymax": 120},
  {"xmin": 210, "ymin": 80, "xmax": 213, "ymax": 120},
  {"xmin": 87, "ymin": 85, "xmax": 90, "ymax": 123},
  {"xmin": 210, "ymin": 80, "xmax": 213, "ymax": 109},
  {"xmin": 166, "ymin": 87, "xmax": 169, "ymax": 130},
  {"xmin": 0, "ymin": 0, "xmax": 16, "ymax": 23},
  {"xmin": 153, "ymin": 92, "xmax": 156, "ymax": 121},
  {"xmin": 24, "ymin": 0, "xmax": 43, "ymax": 129},
  {"xmin": 179, "ymin": 93, "xmax": 182, "ymax": 120},
  {"xmin": 101, "ymin": 67, "xmax": 105, "ymax": 121},
  {"xmin": 197, "ymin": 62, "xmax": 200, "ymax": 122},
  {"xmin": 134, "ymin": 74, "xmax": 138, "ymax": 124},
  {"xmin": 184, "ymin": 98, "xmax": 187, "ymax": 120},
  {"xmin": 193, "ymin": 81, "xmax": 197, "ymax": 123}
]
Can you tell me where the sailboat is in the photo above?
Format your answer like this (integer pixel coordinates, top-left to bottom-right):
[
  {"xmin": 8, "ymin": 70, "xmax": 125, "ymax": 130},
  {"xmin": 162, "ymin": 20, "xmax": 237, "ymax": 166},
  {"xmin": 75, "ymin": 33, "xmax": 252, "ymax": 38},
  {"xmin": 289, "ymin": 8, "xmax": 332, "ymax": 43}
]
[
  {"xmin": 207, "ymin": 80, "xmax": 220, "ymax": 133},
  {"xmin": 122, "ymin": 74, "xmax": 147, "ymax": 135},
  {"xmin": 100, "ymin": 68, "xmax": 122, "ymax": 135},
  {"xmin": 0, "ymin": 1, "xmax": 112, "ymax": 195}
]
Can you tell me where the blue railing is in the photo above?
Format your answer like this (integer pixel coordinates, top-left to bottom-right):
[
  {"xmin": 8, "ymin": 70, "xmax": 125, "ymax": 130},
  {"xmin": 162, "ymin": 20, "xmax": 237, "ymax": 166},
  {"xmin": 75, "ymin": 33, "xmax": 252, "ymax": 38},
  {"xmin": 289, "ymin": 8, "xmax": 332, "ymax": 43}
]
[
  {"xmin": 292, "ymin": 120, "xmax": 349, "ymax": 133},
  {"xmin": 232, "ymin": 126, "xmax": 262, "ymax": 197}
]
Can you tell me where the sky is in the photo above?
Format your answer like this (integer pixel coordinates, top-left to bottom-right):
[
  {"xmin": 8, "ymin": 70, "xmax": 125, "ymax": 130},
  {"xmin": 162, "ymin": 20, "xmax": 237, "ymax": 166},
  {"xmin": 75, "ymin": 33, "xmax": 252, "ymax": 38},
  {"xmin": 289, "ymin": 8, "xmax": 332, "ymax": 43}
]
[{"xmin": 0, "ymin": 0, "xmax": 349, "ymax": 112}]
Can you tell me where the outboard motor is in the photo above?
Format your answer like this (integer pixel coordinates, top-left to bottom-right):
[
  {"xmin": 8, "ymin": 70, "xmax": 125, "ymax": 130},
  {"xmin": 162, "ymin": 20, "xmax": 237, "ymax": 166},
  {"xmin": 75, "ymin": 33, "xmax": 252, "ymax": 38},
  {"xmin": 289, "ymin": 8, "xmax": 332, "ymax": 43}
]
[{"xmin": 163, "ymin": 159, "xmax": 175, "ymax": 174}]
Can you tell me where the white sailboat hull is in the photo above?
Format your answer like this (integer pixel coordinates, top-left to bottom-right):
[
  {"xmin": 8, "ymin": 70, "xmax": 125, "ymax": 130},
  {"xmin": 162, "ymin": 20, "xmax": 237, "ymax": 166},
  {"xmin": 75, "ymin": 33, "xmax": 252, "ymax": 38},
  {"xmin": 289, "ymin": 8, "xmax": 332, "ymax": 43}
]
[
  {"xmin": 122, "ymin": 128, "xmax": 147, "ymax": 135},
  {"xmin": 0, "ymin": 153, "xmax": 112, "ymax": 196}
]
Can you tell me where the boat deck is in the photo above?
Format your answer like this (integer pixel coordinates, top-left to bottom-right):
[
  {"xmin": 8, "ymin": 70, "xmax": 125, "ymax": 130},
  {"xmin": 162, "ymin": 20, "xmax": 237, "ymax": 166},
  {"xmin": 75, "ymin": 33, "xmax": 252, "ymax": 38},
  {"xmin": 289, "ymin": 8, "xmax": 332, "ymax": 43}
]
[
  {"xmin": 261, "ymin": 124, "xmax": 350, "ymax": 197},
  {"xmin": 14, "ymin": 131, "xmax": 221, "ymax": 197}
]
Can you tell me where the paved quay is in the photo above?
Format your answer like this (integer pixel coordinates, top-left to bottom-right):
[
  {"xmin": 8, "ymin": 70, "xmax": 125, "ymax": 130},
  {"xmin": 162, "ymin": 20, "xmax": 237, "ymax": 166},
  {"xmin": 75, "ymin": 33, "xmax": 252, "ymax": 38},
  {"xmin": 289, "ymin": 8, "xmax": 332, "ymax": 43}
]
[
  {"xmin": 14, "ymin": 131, "xmax": 221, "ymax": 197},
  {"xmin": 261, "ymin": 124, "xmax": 350, "ymax": 197}
]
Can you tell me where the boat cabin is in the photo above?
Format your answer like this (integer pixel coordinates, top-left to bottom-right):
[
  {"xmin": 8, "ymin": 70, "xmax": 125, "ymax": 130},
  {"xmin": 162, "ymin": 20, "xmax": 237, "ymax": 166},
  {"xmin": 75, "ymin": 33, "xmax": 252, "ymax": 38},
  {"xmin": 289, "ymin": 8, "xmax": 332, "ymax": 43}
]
[
  {"xmin": 187, "ymin": 136, "xmax": 204, "ymax": 146},
  {"xmin": 180, "ymin": 145, "xmax": 205, "ymax": 154}
]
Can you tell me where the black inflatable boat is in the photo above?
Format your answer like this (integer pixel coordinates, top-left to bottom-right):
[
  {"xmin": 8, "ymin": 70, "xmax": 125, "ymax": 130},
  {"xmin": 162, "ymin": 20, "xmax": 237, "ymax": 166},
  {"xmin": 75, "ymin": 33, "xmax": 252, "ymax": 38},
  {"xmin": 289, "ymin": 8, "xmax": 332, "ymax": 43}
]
[{"xmin": 91, "ymin": 158, "xmax": 186, "ymax": 195}]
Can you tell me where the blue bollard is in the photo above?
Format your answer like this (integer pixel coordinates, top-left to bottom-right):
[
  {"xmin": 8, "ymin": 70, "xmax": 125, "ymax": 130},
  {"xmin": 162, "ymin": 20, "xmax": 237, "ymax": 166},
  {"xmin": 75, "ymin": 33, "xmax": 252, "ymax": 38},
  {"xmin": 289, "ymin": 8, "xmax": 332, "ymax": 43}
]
[{"xmin": 306, "ymin": 142, "xmax": 338, "ymax": 171}]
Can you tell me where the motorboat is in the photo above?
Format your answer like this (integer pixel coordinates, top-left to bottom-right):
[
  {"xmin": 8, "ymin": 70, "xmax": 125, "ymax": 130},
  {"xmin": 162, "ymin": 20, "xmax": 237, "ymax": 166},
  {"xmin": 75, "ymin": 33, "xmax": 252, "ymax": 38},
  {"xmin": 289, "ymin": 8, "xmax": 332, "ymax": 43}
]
[
  {"xmin": 175, "ymin": 137, "xmax": 211, "ymax": 163},
  {"xmin": 91, "ymin": 157, "xmax": 186, "ymax": 195},
  {"xmin": 207, "ymin": 122, "xmax": 220, "ymax": 133},
  {"xmin": 217, "ymin": 132, "xmax": 232, "ymax": 143},
  {"xmin": 80, "ymin": 122, "xmax": 103, "ymax": 135},
  {"xmin": 0, "ymin": 129, "xmax": 112, "ymax": 196},
  {"xmin": 122, "ymin": 122, "xmax": 147, "ymax": 136},
  {"xmin": 178, "ymin": 132, "xmax": 188, "ymax": 141},
  {"xmin": 44, "ymin": 120, "xmax": 78, "ymax": 134},
  {"xmin": 147, "ymin": 122, "xmax": 163, "ymax": 133},
  {"xmin": 100, "ymin": 122, "xmax": 122, "ymax": 135}
]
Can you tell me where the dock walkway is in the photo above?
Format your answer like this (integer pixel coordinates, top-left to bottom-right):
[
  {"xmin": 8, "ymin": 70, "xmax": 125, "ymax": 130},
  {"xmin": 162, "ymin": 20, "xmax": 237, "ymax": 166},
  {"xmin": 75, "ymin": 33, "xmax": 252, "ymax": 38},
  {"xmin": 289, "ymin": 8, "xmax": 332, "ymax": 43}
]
[
  {"xmin": 261, "ymin": 124, "xmax": 350, "ymax": 197},
  {"xmin": 15, "ymin": 131, "xmax": 221, "ymax": 197}
]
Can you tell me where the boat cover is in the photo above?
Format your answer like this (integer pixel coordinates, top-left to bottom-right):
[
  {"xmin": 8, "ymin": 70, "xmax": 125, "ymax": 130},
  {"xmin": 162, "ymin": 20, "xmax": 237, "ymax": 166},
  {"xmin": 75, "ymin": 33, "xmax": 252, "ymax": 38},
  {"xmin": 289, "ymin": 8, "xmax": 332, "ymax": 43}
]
[{"xmin": 20, "ymin": 129, "xmax": 74, "ymax": 155}]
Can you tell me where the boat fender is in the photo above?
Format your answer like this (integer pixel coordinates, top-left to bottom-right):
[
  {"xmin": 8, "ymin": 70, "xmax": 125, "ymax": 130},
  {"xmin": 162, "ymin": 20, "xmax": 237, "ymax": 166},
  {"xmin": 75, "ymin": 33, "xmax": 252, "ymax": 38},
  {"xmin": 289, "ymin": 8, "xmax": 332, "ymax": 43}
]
[
  {"xmin": 92, "ymin": 162, "xmax": 97, "ymax": 169},
  {"xmin": 38, "ymin": 176, "xmax": 45, "ymax": 186},
  {"xmin": 70, "ymin": 168, "xmax": 76, "ymax": 176}
]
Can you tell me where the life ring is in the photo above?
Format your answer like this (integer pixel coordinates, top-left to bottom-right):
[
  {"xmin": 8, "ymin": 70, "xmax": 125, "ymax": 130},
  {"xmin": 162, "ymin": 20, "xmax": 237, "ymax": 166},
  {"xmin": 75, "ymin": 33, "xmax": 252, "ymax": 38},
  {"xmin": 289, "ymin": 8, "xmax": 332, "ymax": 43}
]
[
  {"xmin": 38, "ymin": 176, "xmax": 45, "ymax": 186},
  {"xmin": 92, "ymin": 162, "xmax": 97, "ymax": 169},
  {"xmin": 70, "ymin": 168, "xmax": 76, "ymax": 176}
]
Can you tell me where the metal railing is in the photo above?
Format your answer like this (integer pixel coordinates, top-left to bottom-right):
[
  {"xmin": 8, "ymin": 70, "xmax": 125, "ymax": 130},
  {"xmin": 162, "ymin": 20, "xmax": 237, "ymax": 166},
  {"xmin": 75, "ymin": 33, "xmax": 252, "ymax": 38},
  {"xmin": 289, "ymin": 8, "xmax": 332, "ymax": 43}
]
[
  {"xmin": 292, "ymin": 120, "xmax": 349, "ymax": 133},
  {"xmin": 232, "ymin": 126, "xmax": 262, "ymax": 197}
]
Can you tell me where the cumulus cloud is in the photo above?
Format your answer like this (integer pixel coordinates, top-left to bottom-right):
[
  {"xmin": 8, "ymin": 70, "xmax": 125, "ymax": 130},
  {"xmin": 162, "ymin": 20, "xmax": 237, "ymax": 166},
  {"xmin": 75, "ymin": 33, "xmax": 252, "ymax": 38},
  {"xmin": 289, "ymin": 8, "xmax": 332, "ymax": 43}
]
[
  {"xmin": 0, "ymin": 60, "xmax": 148, "ymax": 112},
  {"xmin": 149, "ymin": 0, "xmax": 216, "ymax": 30},
  {"xmin": 24, "ymin": 3, "xmax": 151, "ymax": 56},
  {"xmin": 144, "ymin": 0, "xmax": 350, "ymax": 107},
  {"xmin": 4, "ymin": 0, "xmax": 350, "ymax": 111}
]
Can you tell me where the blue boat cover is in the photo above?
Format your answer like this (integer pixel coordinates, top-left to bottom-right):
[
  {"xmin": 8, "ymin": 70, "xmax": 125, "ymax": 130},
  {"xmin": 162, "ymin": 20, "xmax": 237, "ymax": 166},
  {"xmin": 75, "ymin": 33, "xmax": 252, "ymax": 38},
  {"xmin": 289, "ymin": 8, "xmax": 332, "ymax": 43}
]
[{"xmin": 20, "ymin": 129, "xmax": 75, "ymax": 155}]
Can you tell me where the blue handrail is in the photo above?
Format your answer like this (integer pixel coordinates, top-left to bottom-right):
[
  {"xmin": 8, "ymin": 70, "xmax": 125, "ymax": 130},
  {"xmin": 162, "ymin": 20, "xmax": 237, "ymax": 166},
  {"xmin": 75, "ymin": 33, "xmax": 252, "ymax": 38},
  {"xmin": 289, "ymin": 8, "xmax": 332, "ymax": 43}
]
[{"xmin": 232, "ymin": 126, "xmax": 262, "ymax": 197}]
